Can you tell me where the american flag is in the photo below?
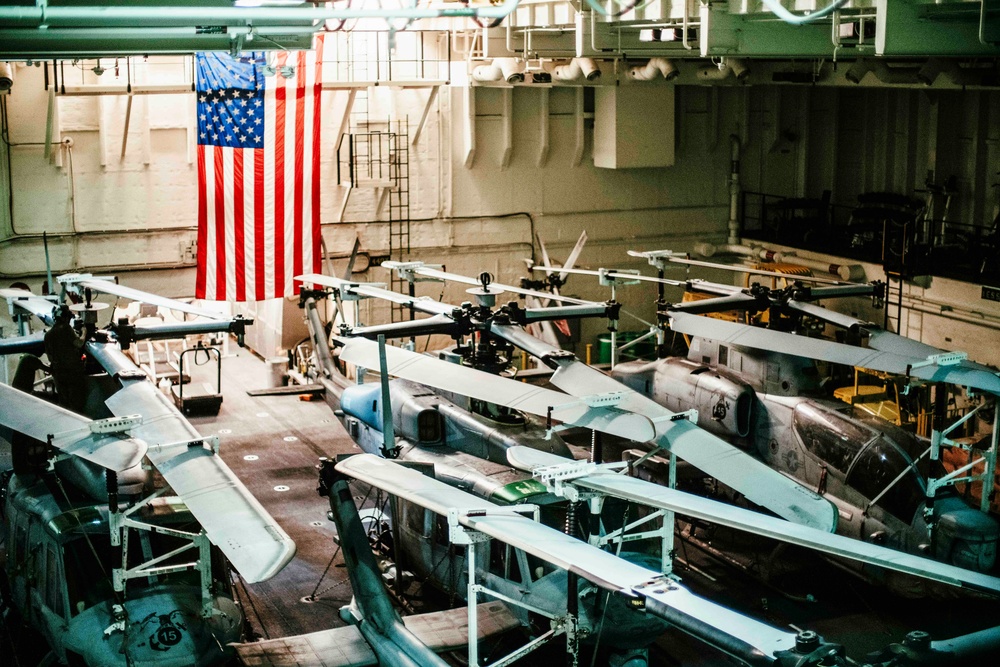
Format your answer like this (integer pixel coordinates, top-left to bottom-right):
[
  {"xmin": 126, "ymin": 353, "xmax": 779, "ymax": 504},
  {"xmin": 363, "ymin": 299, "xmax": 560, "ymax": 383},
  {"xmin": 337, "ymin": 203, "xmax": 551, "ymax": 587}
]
[{"xmin": 195, "ymin": 37, "xmax": 324, "ymax": 301}]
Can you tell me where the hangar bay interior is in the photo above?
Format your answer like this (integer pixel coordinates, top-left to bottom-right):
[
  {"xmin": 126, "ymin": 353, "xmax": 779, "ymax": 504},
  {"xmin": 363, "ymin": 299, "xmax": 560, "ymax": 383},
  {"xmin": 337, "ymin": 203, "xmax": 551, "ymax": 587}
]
[{"xmin": 2, "ymin": 2, "xmax": 1000, "ymax": 667}]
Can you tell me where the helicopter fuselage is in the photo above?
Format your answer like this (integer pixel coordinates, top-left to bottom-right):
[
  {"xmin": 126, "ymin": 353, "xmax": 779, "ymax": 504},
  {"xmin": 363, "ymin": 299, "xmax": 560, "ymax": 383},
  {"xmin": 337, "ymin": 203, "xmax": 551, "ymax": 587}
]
[
  {"xmin": 336, "ymin": 377, "xmax": 670, "ymax": 664},
  {"xmin": 612, "ymin": 347, "xmax": 999, "ymax": 593},
  {"xmin": 2, "ymin": 471, "xmax": 242, "ymax": 666}
]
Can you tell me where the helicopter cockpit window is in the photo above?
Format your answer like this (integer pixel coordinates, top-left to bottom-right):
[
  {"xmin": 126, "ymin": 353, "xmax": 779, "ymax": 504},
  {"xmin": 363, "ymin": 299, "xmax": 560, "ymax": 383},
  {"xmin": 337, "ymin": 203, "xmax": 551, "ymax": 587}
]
[
  {"xmin": 793, "ymin": 403, "xmax": 874, "ymax": 473},
  {"xmin": 13, "ymin": 523, "xmax": 26, "ymax": 569},
  {"xmin": 525, "ymin": 553, "xmax": 556, "ymax": 582},
  {"xmin": 45, "ymin": 546, "xmax": 65, "ymax": 617},
  {"xmin": 489, "ymin": 541, "xmax": 514, "ymax": 581},
  {"xmin": 63, "ymin": 538, "xmax": 115, "ymax": 615},
  {"xmin": 847, "ymin": 438, "xmax": 926, "ymax": 524}
]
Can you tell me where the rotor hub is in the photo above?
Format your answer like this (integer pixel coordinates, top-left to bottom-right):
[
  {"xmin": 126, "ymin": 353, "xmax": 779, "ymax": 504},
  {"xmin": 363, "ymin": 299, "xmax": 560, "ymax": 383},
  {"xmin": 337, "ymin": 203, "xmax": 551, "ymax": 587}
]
[
  {"xmin": 69, "ymin": 300, "xmax": 109, "ymax": 324},
  {"xmin": 466, "ymin": 274, "xmax": 504, "ymax": 307}
]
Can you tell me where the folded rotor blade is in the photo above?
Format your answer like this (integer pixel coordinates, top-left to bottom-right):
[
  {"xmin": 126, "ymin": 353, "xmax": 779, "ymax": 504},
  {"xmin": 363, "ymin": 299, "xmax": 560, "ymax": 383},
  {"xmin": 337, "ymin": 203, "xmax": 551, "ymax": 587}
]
[
  {"xmin": 350, "ymin": 315, "xmax": 465, "ymax": 340},
  {"xmin": 491, "ymin": 323, "xmax": 567, "ymax": 361},
  {"xmin": 508, "ymin": 447, "xmax": 1000, "ymax": 596},
  {"xmin": 522, "ymin": 303, "xmax": 611, "ymax": 323},
  {"xmin": 627, "ymin": 252, "xmax": 846, "ymax": 286},
  {"xmin": 865, "ymin": 328, "xmax": 957, "ymax": 359},
  {"xmin": 559, "ymin": 230, "xmax": 588, "ymax": 283},
  {"xmin": 669, "ymin": 312, "xmax": 1000, "ymax": 395},
  {"xmin": 535, "ymin": 232, "xmax": 553, "ymax": 272},
  {"xmin": 524, "ymin": 294, "xmax": 562, "ymax": 347},
  {"xmin": 0, "ymin": 288, "xmax": 58, "ymax": 325},
  {"xmin": 74, "ymin": 278, "xmax": 225, "ymax": 320},
  {"xmin": 0, "ymin": 383, "xmax": 146, "ymax": 471},
  {"xmin": 332, "ymin": 290, "xmax": 346, "ymax": 325},
  {"xmin": 336, "ymin": 454, "xmax": 799, "ymax": 664},
  {"xmin": 488, "ymin": 323, "xmax": 839, "ymax": 530},
  {"xmin": 336, "ymin": 337, "xmax": 656, "ymax": 443},
  {"xmin": 407, "ymin": 266, "xmax": 596, "ymax": 306},
  {"xmin": 298, "ymin": 273, "xmax": 458, "ymax": 317},
  {"xmin": 801, "ymin": 284, "xmax": 877, "ymax": 300},
  {"xmin": 329, "ymin": 238, "xmax": 362, "ymax": 324},
  {"xmin": 343, "ymin": 236, "xmax": 362, "ymax": 280},
  {"xmin": 0, "ymin": 331, "xmax": 46, "ymax": 356},
  {"xmin": 785, "ymin": 299, "xmax": 868, "ymax": 330},
  {"xmin": 127, "ymin": 319, "xmax": 245, "ymax": 342},
  {"xmin": 531, "ymin": 265, "xmax": 750, "ymax": 299},
  {"xmin": 532, "ymin": 265, "xmax": 690, "ymax": 289},
  {"xmin": 547, "ymin": 358, "xmax": 838, "ymax": 530},
  {"xmin": 89, "ymin": 342, "xmax": 296, "ymax": 583},
  {"xmin": 667, "ymin": 293, "xmax": 764, "ymax": 315}
]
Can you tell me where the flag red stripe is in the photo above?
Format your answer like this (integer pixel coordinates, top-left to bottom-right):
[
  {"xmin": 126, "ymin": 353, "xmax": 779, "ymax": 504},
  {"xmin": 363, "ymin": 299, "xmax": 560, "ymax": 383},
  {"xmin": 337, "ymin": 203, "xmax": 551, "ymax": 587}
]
[
  {"xmin": 273, "ymin": 85, "xmax": 286, "ymax": 298},
  {"xmin": 312, "ymin": 42, "xmax": 323, "ymax": 273},
  {"xmin": 233, "ymin": 148, "xmax": 245, "ymax": 301},
  {"xmin": 293, "ymin": 85, "xmax": 305, "ymax": 288},
  {"xmin": 213, "ymin": 145, "xmax": 226, "ymax": 301},
  {"xmin": 254, "ymin": 148, "xmax": 265, "ymax": 301},
  {"xmin": 195, "ymin": 145, "xmax": 207, "ymax": 299}
]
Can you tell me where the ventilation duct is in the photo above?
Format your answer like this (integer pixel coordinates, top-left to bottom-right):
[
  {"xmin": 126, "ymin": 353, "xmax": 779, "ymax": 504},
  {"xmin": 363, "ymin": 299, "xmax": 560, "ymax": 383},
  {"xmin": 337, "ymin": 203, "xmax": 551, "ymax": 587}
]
[
  {"xmin": 696, "ymin": 58, "xmax": 749, "ymax": 82},
  {"xmin": 845, "ymin": 59, "xmax": 874, "ymax": 84},
  {"xmin": 629, "ymin": 58, "xmax": 678, "ymax": 81},
  {"xmin": 0, "ymin": 62, "xmax": 12, "ymax": 92},
  {"xmin": 472, "ymin": 58, "xmax": 524, "ymax": 84},
  {"xmin": 553, "ymin": 58, "xmax": 601, "ymax": 82}
]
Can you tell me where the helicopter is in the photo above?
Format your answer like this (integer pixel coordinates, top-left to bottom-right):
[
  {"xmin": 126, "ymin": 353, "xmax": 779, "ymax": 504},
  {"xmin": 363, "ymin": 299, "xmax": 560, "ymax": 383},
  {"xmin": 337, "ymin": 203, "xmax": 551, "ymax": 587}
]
[
  {"xmin": 298, "ymin": 264, "xmax": 840, "ymax": 532},
  {"xmin": 327, "ymin": 340, "xmax": 1000, "ymax": 664},
  {"xmin": 234, "ymin": 444, "xmax": 524, "ymax": 667},
  {"xmin": 284, "ymin": 270, "xmax": 1000, "ymax": 665},
  {"xmin": 232, "ymin": 333, "xmax": 661, "ymax": 667},
  {"xmin": 539, "ymin": 252, "xmax": 1000, "ymax": 592},
  {"xmin": 0, "ymin": 274, "xmax": 295, "ymax": 666},
  {"xmin": 293, "ymin": 251, "xmax": 653, "ymax": 506},
  {"xmin": 309, "ymin": 440, "xmax": 1000, "ymax": 667}
]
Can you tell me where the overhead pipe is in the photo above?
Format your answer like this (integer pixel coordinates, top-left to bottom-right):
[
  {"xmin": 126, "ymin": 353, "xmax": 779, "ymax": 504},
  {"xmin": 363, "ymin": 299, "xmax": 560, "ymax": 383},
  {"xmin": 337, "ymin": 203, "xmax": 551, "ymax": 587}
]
[
  {"xmin": 552, "ymin": 58, "xmax": 601, "ymax": 82},
  {"xmin": 470, "ymin": 64, "xmax": 503, "ymax": 83},
  {"xmin": 697, "ymin": 62, "xmax": 733, "ymax": 81},
  {"xmin": 629, "ymin": 58, "xmax": 678, "ymax": 81},
  {"xmin": 727, "ymin": 135, "xmax": 741, "ymax": 245},
  {"xmin": 693, "ymin": 242, "xmax": 865, "ymax": 282},
  {"xmin": 696, "ymin": 59, "xmax": 749, "ymax": 82},
  {"xmin": 0, "ymin": 62, "xmax": 13, "ymax": 91},
  {"xmin": 917, "ymin": 59, "xmax": 988, "ymax": 87},
  {"xmin": 0, "ymin": 25, "xmax": 318, "ymax": 38},
  {"xmin": 472, "ymin": 58, "xmax": 524, "ymax": 84},
  {"xmin": 868, "ymin": 61, "xmax": 922, "ymax": 85},
  {"xmin": 846, "ymin": 59, "xmax": 921, "ymax": 85},
  {"xmin": 0, "ymin": 1, "xmax": 523, "ymax": 24}
]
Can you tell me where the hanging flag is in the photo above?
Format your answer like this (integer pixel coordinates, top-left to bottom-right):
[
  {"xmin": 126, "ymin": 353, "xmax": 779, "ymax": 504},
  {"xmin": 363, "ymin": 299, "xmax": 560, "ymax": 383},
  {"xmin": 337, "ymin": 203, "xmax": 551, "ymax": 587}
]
[{"xmin": 194, "ymin": 37, "xmax": 324, "ymax": 301}]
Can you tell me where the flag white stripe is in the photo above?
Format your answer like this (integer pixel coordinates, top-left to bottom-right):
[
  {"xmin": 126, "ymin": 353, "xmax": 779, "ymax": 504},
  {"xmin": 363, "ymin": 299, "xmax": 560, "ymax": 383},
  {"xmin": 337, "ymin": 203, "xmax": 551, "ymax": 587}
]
[
  {"xmin": 243, "ymin": 146, "xmax": 256, "ymax": 298},
  {"xmin": 263, "ymin": 85, "xmax": 277, "ymax": 300},
  {"xmin": 302, "ymin": 80, "xmax": 314, "ymax": 274},
  {"xmin": 203, "ymin": 146, "xmax": 217, "ymax": 300},
  {"xmin": 222, "ymin": 147, "xmax": 236, "ymax": 300},
  {"xmin": 283, "ymin": 73, "xmax": 297, "ymax": 295}
]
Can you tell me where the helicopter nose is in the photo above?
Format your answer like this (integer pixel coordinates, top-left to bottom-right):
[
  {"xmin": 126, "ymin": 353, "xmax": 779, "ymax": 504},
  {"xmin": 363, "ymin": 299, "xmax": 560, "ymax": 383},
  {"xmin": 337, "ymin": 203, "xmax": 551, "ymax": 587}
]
[{"xmin": 934, "ymin": 496, "xmax": 1000, "ymax": 572}]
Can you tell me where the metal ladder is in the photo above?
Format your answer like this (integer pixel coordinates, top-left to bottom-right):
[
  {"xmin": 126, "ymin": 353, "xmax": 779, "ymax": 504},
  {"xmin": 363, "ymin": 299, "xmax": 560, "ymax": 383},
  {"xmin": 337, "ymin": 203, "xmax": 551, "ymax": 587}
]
[{"xmin": 387, "ymin": 118, "xmax": 411, "ymax": 323}]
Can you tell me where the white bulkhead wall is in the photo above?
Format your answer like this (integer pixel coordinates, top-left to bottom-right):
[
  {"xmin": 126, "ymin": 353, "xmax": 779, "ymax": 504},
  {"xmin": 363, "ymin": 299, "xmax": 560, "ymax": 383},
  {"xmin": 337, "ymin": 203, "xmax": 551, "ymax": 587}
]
[{"xmin": 2, "ymin": 52, "xmax": 1000, "ymax": 364}]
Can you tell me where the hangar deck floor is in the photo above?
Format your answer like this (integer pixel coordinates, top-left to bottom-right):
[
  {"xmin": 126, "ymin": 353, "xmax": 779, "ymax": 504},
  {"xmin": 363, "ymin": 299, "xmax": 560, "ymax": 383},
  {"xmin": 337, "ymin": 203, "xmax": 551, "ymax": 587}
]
[{"xmin": 4, "ymin": 349, "xmax": 1000, "ymax": 665}]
